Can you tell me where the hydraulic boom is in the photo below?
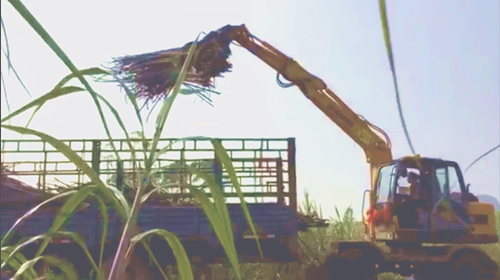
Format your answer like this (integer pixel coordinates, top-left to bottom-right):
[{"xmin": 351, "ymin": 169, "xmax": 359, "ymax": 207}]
[{"xmin": 226, "ymin": 25, "xmax": 393, "ymax": 190}]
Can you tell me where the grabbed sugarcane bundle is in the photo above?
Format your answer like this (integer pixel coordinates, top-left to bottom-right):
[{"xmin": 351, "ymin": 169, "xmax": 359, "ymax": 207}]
[{"xmin": 110, "ymin": 25, "xmax": 238, "ymax": 107}]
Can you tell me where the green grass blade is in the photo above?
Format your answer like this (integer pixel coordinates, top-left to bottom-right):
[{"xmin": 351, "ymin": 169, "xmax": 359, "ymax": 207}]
[
  {"xmin": 1, "ymin": 86, "xmax": 84, "ymax": 123},
  {"xmin": 95, "ymin": 93, "xmax": 137, "ymax": 176},
  {"xmin": 140, "ymin": 187, "xmax": 160, "ymax": 204},
  {"xmin": 147, "ymin": 33, "xmax": 202, "ymax": 170},
  {"xmin": 53, "ymin": 69, "xmax": 120, "ymax": 163},
  {"xmin": 112, "ymin": 75, "xmax": 148, "ymax": 164},
  {"xmin": 93, "ymin": 196, "xmax": 108, "ymax": 277},
  {"xmin": 1, "ymin": 190, "xmax": 77, "ymax": 246},
  {"xmin": 140, "ymin": 182, "xmax": 176, "ymax": 204},
  {"xmin": 0, "ymin": 44, "xmax": 32, "ymax": 99},
  {"xmin": 94, "ymin": 91, "xmax": 143, "ymax": 163},
  {"xmin": 1, "ymin": 247, "xmax": 37, "ymax": 279},
  {"xmin": 139, "ymin": 240, "xmax": 169, "ymax": 280},
  {"xmin": 53, "ymin": 67, "xmax": 109, "ymax": 91},
  {"xmin": 1, "ymin": 69, "xmax": 109, "ymax": 143},
  {"xmin": 65, "ymin": 232, "xmax": 101, "ymax": 278},
  {"xmin": 109, "ymin": 31, "xmax": 202, "ymax": 280},
  {"xmin": 13, "ymin": 255, "xmax": 78, "ymax": 280},
  {"xmin": 130, "ymin": 229, "xmax": 193, "ymax": 280},
  {"xmin": 187, "ymin": 166, "xmax": 233, "ymax": 250},
  {"xmin": 2, "ymin": 236, "xmax": 51, "ymax": 270},
  {"xmin": 1, "ymin": 231, "xmax": 99, "ymax": 274},
  {"xmin": 378, "ymin": 0, "xmax": 416, "ymax": 154},
  {"xmin": 189, "ymin": 188, "xmax": 241, "ymax": 280},
  {"xmin": 8, "ymin": 0, "xmax": 124, "ymax": 174},
  {"xmin": 33, "ymin": 185, "xmax": 97, "ymax": 258},
  {"xmin": 1, "ymin": 73, "xmax": 11, "ymax": 115},
  {"xmin": 0, "ymin": 125, "xmax": 130, "ymax": 219},
  {"xmin": 211, "ymin": 139, "xmax": 263, "ymax": 259},
  {"xmin": 22, "ymin": 102, "xmax": 44, "ymax": 135},
  {"xmin": 335, "ymin": 206, "xmax": 341, "ymax": 221}
]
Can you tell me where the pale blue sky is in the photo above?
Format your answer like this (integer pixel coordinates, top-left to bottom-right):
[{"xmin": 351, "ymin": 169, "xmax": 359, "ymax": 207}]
[{"xmin": 1, "ymin": 0, "xmax": 499, "ymax": 218}]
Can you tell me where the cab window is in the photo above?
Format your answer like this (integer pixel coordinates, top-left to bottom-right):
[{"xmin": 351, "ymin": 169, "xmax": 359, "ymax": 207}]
[
  {"xmin": 435, "ymin": 166, "xmax": 447, "ymax": 199},
  {"xmin": 396, "ymin": 167, "xmax": 420, "ymax": 196},
  {"xmin": 376, "ymin": 164, "xmax": 397, "ymax": 203},
  {"xmin": 448, "ymin": 165, "xmax": 462, "ymax": 202},
  {"xmin": 434, "ymin": 164, "xmax": 462, "ymax": 202}
]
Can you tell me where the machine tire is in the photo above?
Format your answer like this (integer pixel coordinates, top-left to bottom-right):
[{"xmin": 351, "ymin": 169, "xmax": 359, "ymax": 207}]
[
  {"xmin": 450, "ymin": 251, "xmax": 499, "ymax": 280},
  {"xmin": 325, "ymin": 249, "xmax": 377, "ymax": 280}
]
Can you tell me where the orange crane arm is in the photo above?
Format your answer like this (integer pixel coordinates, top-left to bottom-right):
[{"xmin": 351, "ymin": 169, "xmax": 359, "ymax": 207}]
[{"xmin": 227, "ymin": 25, "xmax": 393, "ymax": 187}]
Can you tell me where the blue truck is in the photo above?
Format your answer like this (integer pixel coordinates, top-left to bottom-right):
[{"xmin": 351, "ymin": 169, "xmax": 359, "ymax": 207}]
[{"xmin": 1, "ymin": 137, "xmax": 324, "ymax": 278}]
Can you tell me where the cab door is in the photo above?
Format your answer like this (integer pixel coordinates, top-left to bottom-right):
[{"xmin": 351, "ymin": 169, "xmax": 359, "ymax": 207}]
[
  {"xmin": 370, "ymin": 164, "xmax": 398, "ymax": 240},
  {"xmin": 430, "ymin": 164, "xmax": 471, "ymax": 241}
]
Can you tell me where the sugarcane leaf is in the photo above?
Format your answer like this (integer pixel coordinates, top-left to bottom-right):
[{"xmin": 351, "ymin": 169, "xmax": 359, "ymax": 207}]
[
  {"xmin": 139, "ymin": 240, "xmax": 169, "ymax": 280},
  {"xmin": 1, "ymin": 86, "xmax": 84, "ymax": 123},
  {"xmin": 8, "ymin": 0, "xmax": 124, "ymax": 178},
  {"xmin": 1, "ymin": 246, "xmax": 37, "ymax": 279},
  {"xmin": 1, "ymin": 231, "xmax": 99, "ymax": 276},
  {"xmin": 148, "ymin": 32, "xmax": 202, "ymax": 170},
  {"xmin": 53, "ymin": 67, "xmax": 110, "ymax": 90},
  {"xmin": 33, "ymin": 185, "xmax": 97, "ymax": 258},
  {"xmin": 0, "ymin": 125, "xmax": 130, "ymax": 220},
  {"xmin": 1, "ymin": 190, "xmax": 76, "ymax": 247},
  {"xmin": 130, "ymin": 229, "xmax": 193, "ymax": 280},
  {"xmin": 211, "ymin": 139, "xmax": 263, "ymax": 259},
  {"xmin": 12, "ymin": 255, "xmax": 78, "ymax": 280},
  {"xmin": 188, "ymin": 188, "xmax": 242, "ymax": 280},
  {"xmin": 93, "ymin": 195, "xmax": 108, "ymax": 277}
]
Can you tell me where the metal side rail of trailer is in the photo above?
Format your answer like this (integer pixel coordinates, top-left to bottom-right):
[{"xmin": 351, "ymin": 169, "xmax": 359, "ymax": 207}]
[{"xmin": 1, "ymin": 137, "xmax": 332, "ymax": 278}]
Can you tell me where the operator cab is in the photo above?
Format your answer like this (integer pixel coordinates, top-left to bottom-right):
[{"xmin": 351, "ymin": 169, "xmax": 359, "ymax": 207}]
[{"xmin": 370, "ymin": 155, "xmax": 480, "ymax": 243}]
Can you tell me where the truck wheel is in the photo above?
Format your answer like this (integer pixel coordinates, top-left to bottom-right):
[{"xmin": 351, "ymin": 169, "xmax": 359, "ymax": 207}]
[
  {"xmin": 325, "ymin": 249, "xmax": 377, "ymax": 280},
  {"xmin": 451, "ymin": 252, "xmax": 499, "ymax": 280}
]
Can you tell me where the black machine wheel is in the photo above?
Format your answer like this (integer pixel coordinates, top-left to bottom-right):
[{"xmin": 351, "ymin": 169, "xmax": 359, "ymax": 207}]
[
  {"xmin": 450, "ymin": 251, "xmax": 499, "ymax": 280},
  {"xmin": 325, "ymin": 249, "xmax": 377, "ymax": 280}
]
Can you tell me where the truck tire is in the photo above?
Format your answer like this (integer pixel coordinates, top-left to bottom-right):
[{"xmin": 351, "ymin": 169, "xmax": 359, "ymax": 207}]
[
  {"xmin": 325, "ymin": 249, "xmax": 377, "ymax": 280},
  {"xmin": 450, "ymin": 251, "xmax": 499, "ymax": 280}
]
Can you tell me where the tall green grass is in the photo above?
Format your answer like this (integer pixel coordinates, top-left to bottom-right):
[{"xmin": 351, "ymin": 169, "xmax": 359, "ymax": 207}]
[
  {"xmin": 0, "ymin": 1, "xmax": 359, "ymax": 278},
  {"xmin": 2, "ymin": 1, "xmax": 499, "ymax": 279},
  {"xmin": 1, "ymin": 1, "xmax": 261, "ymax": 279}
]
